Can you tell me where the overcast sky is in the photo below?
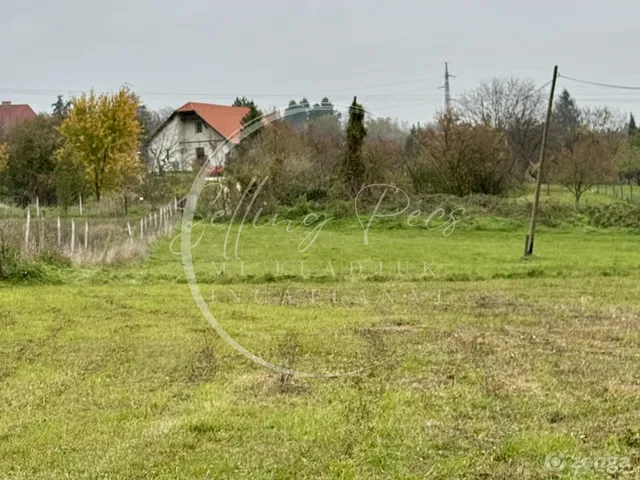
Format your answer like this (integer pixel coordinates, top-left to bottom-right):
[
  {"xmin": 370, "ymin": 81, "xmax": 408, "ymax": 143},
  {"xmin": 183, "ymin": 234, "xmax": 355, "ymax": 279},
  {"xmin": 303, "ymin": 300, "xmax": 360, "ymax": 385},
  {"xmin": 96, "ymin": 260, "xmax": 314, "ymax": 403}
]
[{"xmin": 2, "ymin": 0, "xmax": 639, "ymax": 124}]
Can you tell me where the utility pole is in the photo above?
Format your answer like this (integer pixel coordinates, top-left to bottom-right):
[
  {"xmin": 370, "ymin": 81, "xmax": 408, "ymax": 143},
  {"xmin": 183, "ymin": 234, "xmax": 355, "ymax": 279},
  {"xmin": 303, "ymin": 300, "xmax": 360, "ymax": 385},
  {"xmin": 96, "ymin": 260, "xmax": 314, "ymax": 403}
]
[
  {"xmin": 439, "ymin": 62, "xmax": 455, "ymax": 111},
  {"xmin": 525, "ymin": 65, "xmax": 558, "ymax": 256}
]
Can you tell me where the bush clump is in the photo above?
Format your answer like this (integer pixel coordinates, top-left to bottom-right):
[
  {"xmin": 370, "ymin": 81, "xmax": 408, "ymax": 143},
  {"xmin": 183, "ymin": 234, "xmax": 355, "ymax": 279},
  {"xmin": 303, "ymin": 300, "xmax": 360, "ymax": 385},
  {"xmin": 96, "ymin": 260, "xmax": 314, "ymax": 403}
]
[
  {"xmin": 0, "ymin": 244, "xmax": 45, "ymax": 283},
  {"xmin": 587, "ymin": 202, "xmax": 640, "ymax": 229}
]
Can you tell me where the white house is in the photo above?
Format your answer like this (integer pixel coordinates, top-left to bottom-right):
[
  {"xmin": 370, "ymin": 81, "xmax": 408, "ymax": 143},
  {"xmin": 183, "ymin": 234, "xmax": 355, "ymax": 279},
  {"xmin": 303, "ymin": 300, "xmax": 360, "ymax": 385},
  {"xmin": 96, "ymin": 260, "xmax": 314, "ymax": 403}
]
[{"xmin": 146, "ymin": 102, "xmax": 249, "ymax": 174}]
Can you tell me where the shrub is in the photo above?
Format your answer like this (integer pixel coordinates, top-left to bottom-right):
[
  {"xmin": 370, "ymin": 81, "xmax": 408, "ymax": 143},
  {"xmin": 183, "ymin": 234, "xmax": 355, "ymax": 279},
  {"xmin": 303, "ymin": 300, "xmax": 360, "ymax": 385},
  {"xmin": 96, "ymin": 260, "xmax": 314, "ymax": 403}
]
[
  {"xmin": 275, "ymin": 197, "xmax": 311, "ymax": 219},
  {"xmin": 0, "ymin": 243, "xmax": 45, "ymax": 283},
  {"xmin": 587, "ymin": 202, "xmax": 640, "ymax": 229},
  {"xmin": 416, "ymin": 112, "xmax": 513, "ymax": 196}
]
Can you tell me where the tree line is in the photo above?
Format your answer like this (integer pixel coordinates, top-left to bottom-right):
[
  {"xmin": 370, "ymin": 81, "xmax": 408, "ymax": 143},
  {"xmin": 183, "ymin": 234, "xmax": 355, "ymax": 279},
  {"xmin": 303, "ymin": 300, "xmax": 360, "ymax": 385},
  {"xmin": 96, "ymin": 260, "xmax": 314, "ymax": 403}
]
[
  {"xmin": 223, "ymin": 81, "xmax": 639, "ymax": 208},
  {"xmin": 0, "ymin": 88, "xmax": 157, "ymax": 211},
  {"xmin": 1, "ymin": 79, "xmax": 638, "ymax": 214}
]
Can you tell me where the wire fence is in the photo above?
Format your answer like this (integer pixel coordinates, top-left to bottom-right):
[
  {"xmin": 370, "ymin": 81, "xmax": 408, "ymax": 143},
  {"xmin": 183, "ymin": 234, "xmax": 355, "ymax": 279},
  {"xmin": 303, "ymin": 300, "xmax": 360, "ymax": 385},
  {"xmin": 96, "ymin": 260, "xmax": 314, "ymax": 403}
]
[
  {"xmin": 592, "ymin": 183, "xmax": 640, "ymax": 202},
  {"xmin": 0, "ymin": 199, "xmax": 181, "ymax": 265}
]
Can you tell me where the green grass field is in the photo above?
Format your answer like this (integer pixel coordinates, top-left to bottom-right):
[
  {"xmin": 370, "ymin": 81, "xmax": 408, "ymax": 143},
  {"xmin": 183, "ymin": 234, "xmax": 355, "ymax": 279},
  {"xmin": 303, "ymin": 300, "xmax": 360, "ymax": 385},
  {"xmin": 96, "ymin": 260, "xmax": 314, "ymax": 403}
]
[{"xmin": 2, "ymin": 212, "xmax": 640, "ymax": 479}]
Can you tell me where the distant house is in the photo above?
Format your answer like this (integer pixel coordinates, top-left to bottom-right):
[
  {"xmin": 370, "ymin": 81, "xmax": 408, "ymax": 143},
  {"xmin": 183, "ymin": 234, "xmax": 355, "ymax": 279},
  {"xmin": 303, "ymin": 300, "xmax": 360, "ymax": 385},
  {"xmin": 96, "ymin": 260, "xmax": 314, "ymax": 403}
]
[
  {"xmin": 0, "ymin": 101, "xmax": 36, "ymax": 138},
  {"xmin": 146, "ymin": 102, "xmax": 250, "ymax": 174}
]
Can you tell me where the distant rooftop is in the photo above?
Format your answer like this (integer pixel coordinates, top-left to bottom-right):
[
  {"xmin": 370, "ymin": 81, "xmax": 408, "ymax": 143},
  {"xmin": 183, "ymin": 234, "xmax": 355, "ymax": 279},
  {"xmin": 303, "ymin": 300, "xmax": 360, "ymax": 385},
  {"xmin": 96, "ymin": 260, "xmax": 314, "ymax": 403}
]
[
  {"xmin": 176, "ymin": 102, "xmax": 250, "ymax": 142},
  {"xmin": 0, "ymin": 101, "xmax": 37, "ymax": 135}
]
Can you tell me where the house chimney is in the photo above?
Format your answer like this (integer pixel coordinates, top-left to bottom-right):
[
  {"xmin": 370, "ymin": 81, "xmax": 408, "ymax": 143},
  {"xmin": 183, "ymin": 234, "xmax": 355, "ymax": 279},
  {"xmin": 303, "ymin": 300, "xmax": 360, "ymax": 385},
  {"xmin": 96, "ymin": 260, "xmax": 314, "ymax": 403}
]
[{"xmin": 1, "ymin": 101, "xmax": 11, "ymax": 106}]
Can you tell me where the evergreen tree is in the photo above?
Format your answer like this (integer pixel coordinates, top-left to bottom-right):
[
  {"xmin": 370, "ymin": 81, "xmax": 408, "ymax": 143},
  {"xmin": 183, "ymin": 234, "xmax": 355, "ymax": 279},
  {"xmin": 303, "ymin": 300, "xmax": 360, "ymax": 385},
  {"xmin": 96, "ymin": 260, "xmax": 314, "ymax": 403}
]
[
  {"xmin": 404, "ymin": 124, "xmax": 420, "ymax": 157},
  {"xmin": 628, "ymin": 113, "xmax": 637, "ymax": 138},
  {"xmin": 232, "ymin": 96, "xmax": 263, "ymax": 126},
  {"xmin": 553, "ymin": 90, "xmax": 580, "ymax": 128},
  {"xmin": 51, "ymin": 95, "xmax": 70, "ymax": 121},
  {"xmin": 343, "ymin": 96, "xmax": 367, "ymax": 195}
]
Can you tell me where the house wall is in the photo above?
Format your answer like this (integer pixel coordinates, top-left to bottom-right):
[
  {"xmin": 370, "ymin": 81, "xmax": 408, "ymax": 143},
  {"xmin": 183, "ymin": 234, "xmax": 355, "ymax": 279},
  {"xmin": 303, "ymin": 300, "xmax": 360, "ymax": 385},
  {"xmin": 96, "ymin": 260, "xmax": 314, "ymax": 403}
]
[{"xmin": 147, "ymin": 115, "xmax": 227, "ymax": 172}]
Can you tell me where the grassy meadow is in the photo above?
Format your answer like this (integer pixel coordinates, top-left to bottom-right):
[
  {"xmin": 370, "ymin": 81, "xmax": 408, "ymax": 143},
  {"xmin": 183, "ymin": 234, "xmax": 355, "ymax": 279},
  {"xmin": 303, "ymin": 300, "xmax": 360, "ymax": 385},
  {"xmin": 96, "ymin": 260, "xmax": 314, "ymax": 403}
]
[{"xmin": 1, "ymin": 196, "xmax": 640, "ymax": 478}]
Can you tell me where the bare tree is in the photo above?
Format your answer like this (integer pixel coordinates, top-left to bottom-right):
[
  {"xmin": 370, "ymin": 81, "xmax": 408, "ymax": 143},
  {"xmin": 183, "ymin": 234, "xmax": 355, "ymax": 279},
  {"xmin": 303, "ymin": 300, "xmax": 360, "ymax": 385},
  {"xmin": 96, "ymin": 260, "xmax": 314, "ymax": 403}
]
[
  {"xmin": 146, "ymin": 129, "xmax": 181, "ymax": 174},
  {"xmin": 549, "ymin": 128, "xmax": 616, "ymax": 204},
  {"xmin": 418, "ymin": 111, "xmax": 512, "ymax": 196},
  {"xmin": 365, "ymin": 116, "xmax": 410, "ymax": 144},
  {"xmin": 305, "ymin": 114, "xmax": 343, "ymax": 192},
  {"xmin": 456, "ymin": 77, "xmax": 546, "ymax": 180},
  {"xmin": 150, "ymin": 107, "xmax": 175, "ymax": 134},
  {"xmin": 140, "ymin": 106, "xmax": 181, "ymax": 174},
  {"xmin": 580, "ymin": 106, "xmax": 627, "ymax": 135},
  {"xmin": 224, "ymin": 120, "xmax": 315, "ymax": 211}
]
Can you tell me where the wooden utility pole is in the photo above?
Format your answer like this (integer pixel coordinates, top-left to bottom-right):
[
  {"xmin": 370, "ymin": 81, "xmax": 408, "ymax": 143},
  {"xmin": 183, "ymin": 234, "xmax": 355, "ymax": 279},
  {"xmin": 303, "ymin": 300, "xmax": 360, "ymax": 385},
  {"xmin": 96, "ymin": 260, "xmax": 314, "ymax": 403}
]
[{"xmin": 525, "ymin": 65, "xmax": 558, "ymax": 256}]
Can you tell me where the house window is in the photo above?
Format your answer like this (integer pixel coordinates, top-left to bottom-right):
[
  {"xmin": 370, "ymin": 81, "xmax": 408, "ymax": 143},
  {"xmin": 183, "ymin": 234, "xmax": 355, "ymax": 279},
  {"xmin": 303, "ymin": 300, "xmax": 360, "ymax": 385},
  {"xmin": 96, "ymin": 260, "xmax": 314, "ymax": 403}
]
[
  {"xmin": 196, "ymin": 147, "xmax": 206, "ymax": 164},
  {"xmin": 196, "ymin": 121, "xmax": 203, "ymax": 133}
]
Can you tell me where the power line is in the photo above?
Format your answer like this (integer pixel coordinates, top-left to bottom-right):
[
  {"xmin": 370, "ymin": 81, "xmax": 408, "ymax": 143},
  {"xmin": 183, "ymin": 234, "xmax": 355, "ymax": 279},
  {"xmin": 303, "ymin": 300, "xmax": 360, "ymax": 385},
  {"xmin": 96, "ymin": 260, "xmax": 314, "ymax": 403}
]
[
  {"xmin": 373, "ymin": 100, "xmax": 439, "ymax": 108},
  {"xmin": 561, "ymin": 97, "xmax": 640, "ymax": 103},
  {"xmin": 0, "ymin": 87, "xmax": 421, "ymax": 98},
  {"xmin": 449, "ymin": 79, "xmax": 551, "ymax": 106},
  {"xmin": 558, "ymin": 74, "xmax": 640, "ymax": 91},
  {"xmin": 322, "ymin": 75, "xmax": 440, "ymax": 94},
  {"xmin": 0, "ymin": 75, "xmax": 443, "ymax": 100},
  {"xmin": 519, "ymin": 80, "xmax": 553, "ymax": 102}
]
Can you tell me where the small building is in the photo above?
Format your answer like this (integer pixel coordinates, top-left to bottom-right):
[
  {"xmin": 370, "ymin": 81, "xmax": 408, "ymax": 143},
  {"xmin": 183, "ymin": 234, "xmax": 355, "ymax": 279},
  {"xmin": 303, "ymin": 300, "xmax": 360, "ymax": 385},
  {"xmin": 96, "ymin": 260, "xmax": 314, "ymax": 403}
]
[
  {"xmin": 146, "ymin": 102, "xmax": 249, "ymax": 173},
  {"xmin": 0, "ymin": 101, "xmax": 37, "ymax": 138}
]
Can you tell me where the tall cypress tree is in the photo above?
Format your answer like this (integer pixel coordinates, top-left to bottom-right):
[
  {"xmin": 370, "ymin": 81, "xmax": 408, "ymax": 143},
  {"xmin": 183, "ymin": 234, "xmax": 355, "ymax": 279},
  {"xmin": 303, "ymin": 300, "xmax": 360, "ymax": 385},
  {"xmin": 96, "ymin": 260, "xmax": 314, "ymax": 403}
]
[
  {"xmin": 343, "ymin": 96, "xmax": 367, "ymax": 195},
  {"xmin": 628, "ymin": 113, "xmax": 637, "ymax": 138}
]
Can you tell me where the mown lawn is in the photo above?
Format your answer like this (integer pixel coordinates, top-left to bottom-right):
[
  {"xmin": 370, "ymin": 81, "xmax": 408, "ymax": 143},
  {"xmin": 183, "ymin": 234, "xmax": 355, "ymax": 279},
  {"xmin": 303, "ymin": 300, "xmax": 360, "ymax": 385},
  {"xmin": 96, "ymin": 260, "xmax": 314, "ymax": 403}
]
[{"xmin": 1, "ymin": 218, "xmax": 640, "ymax": 479}]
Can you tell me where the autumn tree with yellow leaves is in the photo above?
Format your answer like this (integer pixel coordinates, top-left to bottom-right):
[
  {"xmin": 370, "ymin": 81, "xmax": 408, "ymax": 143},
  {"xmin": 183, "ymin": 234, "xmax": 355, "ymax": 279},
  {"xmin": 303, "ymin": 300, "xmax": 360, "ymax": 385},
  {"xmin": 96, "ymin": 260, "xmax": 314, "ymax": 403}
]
[{"xmin": 57, "ymin": 87, "xmax": 142, "ymax": 202}]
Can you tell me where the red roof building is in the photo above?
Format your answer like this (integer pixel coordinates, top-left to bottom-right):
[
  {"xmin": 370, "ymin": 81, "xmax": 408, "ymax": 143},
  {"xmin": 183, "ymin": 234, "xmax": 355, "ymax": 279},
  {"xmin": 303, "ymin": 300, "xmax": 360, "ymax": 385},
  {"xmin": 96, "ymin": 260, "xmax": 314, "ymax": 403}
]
[
  {"xmin": 146, "ymin": 102, "xmax": 251, "ymax": 173},
  {"xmin": 175, "ymin": 102, "xmax": 249, "ymax": 143},
  {"xmin": 0, "ymin": 101, "xmax": 36, "ymax": 137}
]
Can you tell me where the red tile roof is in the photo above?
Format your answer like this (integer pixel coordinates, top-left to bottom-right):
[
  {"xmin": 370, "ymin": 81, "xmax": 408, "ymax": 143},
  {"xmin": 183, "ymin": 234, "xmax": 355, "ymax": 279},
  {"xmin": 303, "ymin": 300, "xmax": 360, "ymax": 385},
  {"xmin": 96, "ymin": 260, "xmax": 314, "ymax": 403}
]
[
  {"xmin": 176, "ymin": 102, "xmax": 250, "ymax": 142},
  {"xmin": 0, "ymin": 103, "xmax": 36, "ymax": 134}
]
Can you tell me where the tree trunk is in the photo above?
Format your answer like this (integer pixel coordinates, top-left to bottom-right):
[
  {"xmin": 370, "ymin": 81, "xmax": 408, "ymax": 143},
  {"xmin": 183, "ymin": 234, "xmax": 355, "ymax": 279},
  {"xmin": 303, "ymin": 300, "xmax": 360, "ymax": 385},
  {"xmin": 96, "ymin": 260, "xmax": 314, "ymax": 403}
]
[
  {"xmin": 94, "ymin": 175, "xmax": 101, "ymax": 203},
  {"xmin": 0, "ymin": 242, "xmax": 4, "ymax": 280}
]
